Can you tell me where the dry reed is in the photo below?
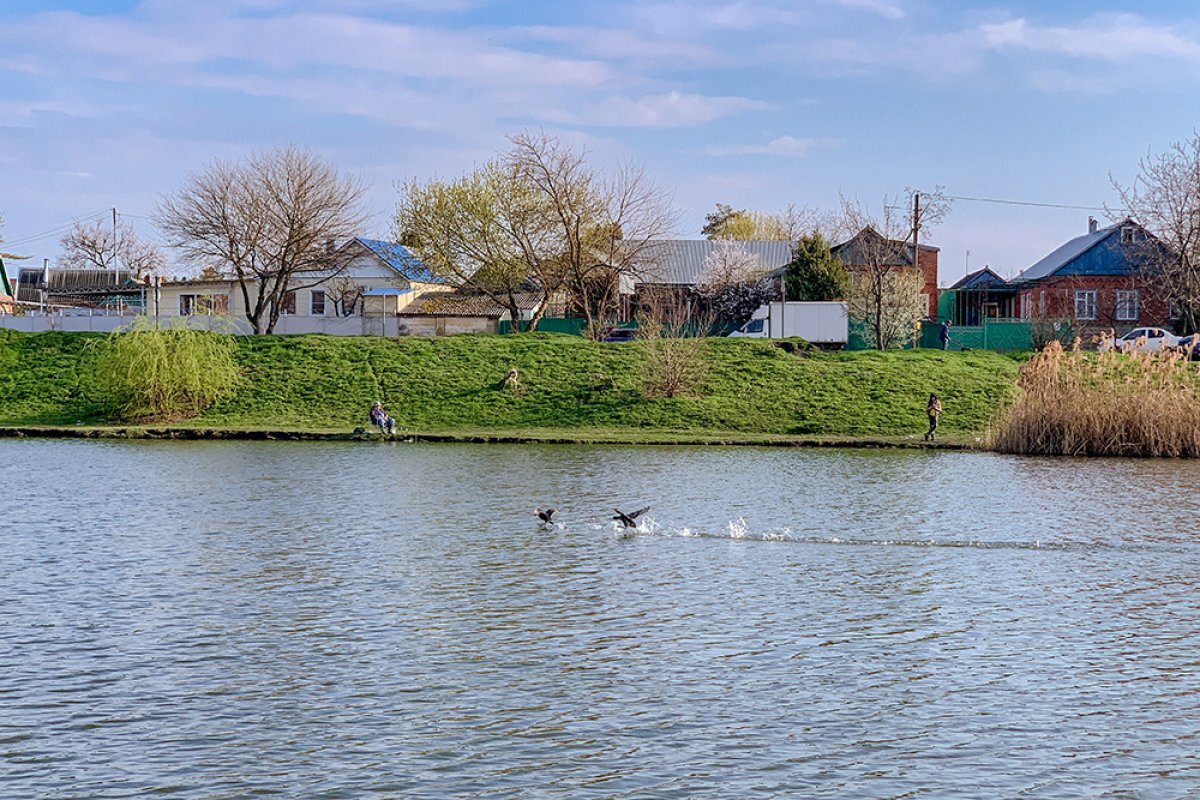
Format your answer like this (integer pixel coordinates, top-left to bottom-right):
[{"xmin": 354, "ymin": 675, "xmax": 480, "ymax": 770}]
[{"xmin": 988, "ymin": 338, "xmax": 1200, "ymax": 457}]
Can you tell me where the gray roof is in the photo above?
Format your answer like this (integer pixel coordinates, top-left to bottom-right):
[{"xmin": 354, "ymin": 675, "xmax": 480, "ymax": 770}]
[
  {"xmin": 1013, "ymin": 221, "xmax": 1121, "ymax": 283},
  {"xmin": 401, "ymin": 289, "xmax": 543, "ymax": 318},
  {"xmin": 639, "ymin": 240, "xmax": 795, "ymax": 286}
]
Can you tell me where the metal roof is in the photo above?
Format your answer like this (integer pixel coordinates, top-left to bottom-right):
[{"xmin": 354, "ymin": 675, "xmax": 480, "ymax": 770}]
[
  {"xmin": 950, "ymin": 267, "xmax": 1009, "ymax": 290},
  {"xmin": 639, "ymin": 240, "xmax": 795, "ymax": 286},
  {"xmin": 401, "ymin": 289, "xmax": 543, "ymax": 318},
  {"xmin": 1012, "ymin": 225, "xmax": 1113, "ymax": 283},
  {"xmin": 362, "ymin": 286, "xmax": 413, "ymax": 296},
  {"xmin": 353, "ymin": 238, "xmax": 448, "ymax": 284}
]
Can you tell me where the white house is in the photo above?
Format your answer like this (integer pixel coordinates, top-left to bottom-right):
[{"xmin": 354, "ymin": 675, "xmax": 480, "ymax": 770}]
[{"xmin": 151, "ymin": 238, "xmax": 448, "ymax": 329}]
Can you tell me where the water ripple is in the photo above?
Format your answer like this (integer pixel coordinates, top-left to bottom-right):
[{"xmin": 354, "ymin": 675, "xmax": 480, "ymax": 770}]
[{"xmin": 3, "ymin": 440, "xmax": 1200, "ymax": 798}]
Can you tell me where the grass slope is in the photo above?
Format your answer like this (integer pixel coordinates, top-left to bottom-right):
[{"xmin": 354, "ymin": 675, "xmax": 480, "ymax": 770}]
[{"xmin": 0, "ymin": 331, "xmax": 1021, "ymax": 439}]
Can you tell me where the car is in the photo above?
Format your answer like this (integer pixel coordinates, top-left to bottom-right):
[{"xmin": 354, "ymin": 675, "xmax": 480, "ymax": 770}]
[
  {"xmin": 1178, "ymin": 333, "xmax": 1200, "ymax": 360},
  {"xmin": 599, "ymin": 326, "xmax": 639, "ymax": 343},
  {"xmin": 1098, "ymin": 327, "xmax": 1182, "ymax": 353}
]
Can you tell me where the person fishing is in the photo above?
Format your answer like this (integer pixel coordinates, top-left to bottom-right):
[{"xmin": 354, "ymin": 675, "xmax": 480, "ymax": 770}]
[
  {"xmin": 924, "ymin": 393, "xmax": 942, "ymax": 442},
  {"xmin": 369, "ymin": 401, "xmax": 396, "ymax": 436}
]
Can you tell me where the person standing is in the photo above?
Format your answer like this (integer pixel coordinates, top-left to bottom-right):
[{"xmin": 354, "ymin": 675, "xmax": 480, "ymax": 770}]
[
  {"xmin": 939, "ymin": 320, "xmax": 952, "ymax": 350},
  {"xmin": 924, "ymin": 393, "xmax": 942, "ymax": 442}
]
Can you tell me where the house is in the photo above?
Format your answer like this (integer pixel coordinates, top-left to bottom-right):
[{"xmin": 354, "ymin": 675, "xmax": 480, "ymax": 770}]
[
  {"xmin": 946, "ymin": 267, "xmax": 1019, "ymax": 325},
  {"xmin": 396, "ymin": 289, "xmax": 545, "ymax": 335},
  {"xmin": 830, "ymin": 227, "xmax": 939, "ymax": 317},
  {"xmin": 629, "ymin": 240, "xmax": 795, "ymax": 319},
  {"xmin": 153, "ymin": 238, "xmax": 446, "ymax": 321},
  {"xmin": 1011, "ymin": 218, "xmax": 1169, "ymax": 329}
]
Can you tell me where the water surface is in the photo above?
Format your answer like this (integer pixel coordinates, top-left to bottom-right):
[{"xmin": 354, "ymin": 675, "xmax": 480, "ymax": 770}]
[{"xmin": 3, "ymin": 440, "xmax": 1200, "ymax": 798}]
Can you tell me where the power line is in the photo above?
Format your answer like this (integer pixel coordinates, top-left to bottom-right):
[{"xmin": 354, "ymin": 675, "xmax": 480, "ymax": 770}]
[
  {"xmin": 946, "ymin": 194, "xmax": 1123, "ymax": 213},
  {"xmin": 2, "ymin": 209, "xmax": 113, "ymax": 248}
]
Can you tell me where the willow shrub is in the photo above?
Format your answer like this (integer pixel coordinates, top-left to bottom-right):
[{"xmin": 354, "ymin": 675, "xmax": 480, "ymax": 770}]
[
  {"xmin": 987, "ymin": 339, "xmax": 1200, "ymax": 457},
  {"xmin": 92, "ymin": 318, "xmax": 241, "ymax": 422}
]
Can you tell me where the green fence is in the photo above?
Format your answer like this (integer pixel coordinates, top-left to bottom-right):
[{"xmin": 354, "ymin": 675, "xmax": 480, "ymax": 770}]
[
  {"xmin": 918, "ymin": 319, "xmax": 1031, "ymax": 351},
  {"xmin": 500, "ymin": 317, "xmax": 588, "ymax": 335}
]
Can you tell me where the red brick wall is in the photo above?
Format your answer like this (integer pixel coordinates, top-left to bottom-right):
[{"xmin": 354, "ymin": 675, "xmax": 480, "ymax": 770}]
[
  {"xmin": 1018, "ymin": 275, "xmax": 1169, "ymax": 330},
  {"xmin": 916, "ymin": 247, "xmax": 938, "ymax": 317}
]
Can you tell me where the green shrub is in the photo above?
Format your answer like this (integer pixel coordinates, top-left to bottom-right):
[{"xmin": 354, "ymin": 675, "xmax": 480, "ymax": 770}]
[{"xmin": 92, "ymin": 319, "xmax": 241, "ymax": 422}]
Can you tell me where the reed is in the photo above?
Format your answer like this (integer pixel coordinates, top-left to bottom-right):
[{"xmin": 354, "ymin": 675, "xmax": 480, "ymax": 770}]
[{"xmin": 987, "ymin": 338, "xmax": 1200, "ymax": 457}]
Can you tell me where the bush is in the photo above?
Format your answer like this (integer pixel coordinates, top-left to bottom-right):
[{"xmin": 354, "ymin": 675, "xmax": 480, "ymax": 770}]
[{"xmin": 92, "ymin": 318, "xmax": 241, "ymax": 422}]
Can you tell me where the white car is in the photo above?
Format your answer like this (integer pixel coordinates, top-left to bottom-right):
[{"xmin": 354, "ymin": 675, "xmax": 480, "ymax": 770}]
[{"xmin": 1099, "ymin": 327, "xmax": 1182, "ymax": 353}]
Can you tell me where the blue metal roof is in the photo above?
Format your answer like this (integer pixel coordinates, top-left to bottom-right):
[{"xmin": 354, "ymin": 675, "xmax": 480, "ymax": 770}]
[
  {"xmin": 362, "ymin": 286, "xmax": 413, "ymax": 296},
  {"xmin": 1013, "ymin": 221, "xmax": 1151, "ymax": 283},
  {"xmin": 355, "ymin": 238, "xmax": 447, "ymax": 284}
]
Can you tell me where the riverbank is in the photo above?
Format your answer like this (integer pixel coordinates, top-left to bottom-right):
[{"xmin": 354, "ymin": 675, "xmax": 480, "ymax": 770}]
[
  {"xmin": 0, "ymin": 424, "xmax": 979, "ymax": 449},
  {"xmin": 0, "ymin": 330, "xmax": 1020, "ymax": 440}
]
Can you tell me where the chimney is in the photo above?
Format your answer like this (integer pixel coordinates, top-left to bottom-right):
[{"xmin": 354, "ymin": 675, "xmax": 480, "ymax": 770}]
[{"xmin": 1088, "ymin": 217, "xmax": 1098, "ymax": 234}]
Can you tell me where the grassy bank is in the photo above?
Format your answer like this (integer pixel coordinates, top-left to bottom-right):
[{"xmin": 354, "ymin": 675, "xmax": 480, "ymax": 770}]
[{"xmin": 0, "ymin": 330, "xmax": 1021, "ymax": 442}]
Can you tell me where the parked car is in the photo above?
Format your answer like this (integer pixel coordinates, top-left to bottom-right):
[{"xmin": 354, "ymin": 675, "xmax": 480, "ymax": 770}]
[
  {"xmin": 599, "ymin": 326, "xmax": 638, "ymax": 343},
  {"xmin": 1178, "ymin": 333, "xmax": 1200, "ymax": 360},
  {"xmin": 1098, "ymin": 327, "xmax": 1181, "ymax": 353}
]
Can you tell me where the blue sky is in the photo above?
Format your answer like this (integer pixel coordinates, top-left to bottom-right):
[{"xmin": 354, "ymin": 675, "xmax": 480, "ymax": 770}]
[{"xmin": 3, "ymin": 0, "xmax": 1200, "ymax": 283}]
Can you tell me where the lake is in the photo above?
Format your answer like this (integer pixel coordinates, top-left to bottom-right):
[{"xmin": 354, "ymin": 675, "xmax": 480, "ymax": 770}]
[{"xmin": 3, "ymin": 440, "xmax": 1200, "ymax": 798}]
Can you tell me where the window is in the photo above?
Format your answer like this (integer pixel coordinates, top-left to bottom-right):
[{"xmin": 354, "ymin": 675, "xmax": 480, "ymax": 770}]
[
  {"xmin": 179, "ymin": 294, "xmax": 229, "ymax": 315},
  {"xmin": 1121, "ymin": 225, "xmax": 1138, "ymax": 244},
  {"xmin": 1074, "ymin": 289, "xmax": 1097, "ymax": 321},
  {"xmin": 743, "ymin": 319, "xmax": 764, "ymax": 333},
  {"xmin": 281, "ymin": 290, "xmax": 297, "ymax": 315},
  {"xmin": 310, "ymin": 290, "xmax": 326, "ymax": 316},
  {"xmin": 1115, "ymin": 290, "xmax": 1139, "ymax": 321}
]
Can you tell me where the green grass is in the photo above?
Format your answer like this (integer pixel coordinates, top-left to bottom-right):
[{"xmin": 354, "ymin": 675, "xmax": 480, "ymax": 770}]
[{"xmin": 0, "ymin": 331, "xmax": 1022, "ymax": 439}]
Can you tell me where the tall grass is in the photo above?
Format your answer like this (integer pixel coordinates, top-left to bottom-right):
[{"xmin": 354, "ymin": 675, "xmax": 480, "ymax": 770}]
[
  {"xmin": 92, "ymin": 318, "xmax": 241, "ymax": 422},
  {"xmin": 988, "ymin": 340, "xmax": 1200, "ymax": 457}
]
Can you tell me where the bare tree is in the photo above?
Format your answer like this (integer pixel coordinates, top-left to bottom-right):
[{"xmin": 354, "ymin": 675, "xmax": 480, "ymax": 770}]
[
  {"xmin": 157, "ymin": 146, "xmax": 367, "ymax": 334},
  {"xmin": 396, "ymin": 159, "xmax": 560, "ymax": 331},
  {"xmin": 58, "ymin": 219, "xmax": 167, "ymax": 278},
  {"xmin": 397, "ymin": 132, "xmax": 676, "ymax": 335},
  {"xmin": 701, "ymin": 202, "xmax": 828, "ymax": 241},
  {"xmin": 324, "ymin": 274, "xmax": 364, "ymax": 317},
  {"xmin": 507, "ymin": 132, "xmax": 678, "ymax": 336},
  {"xmin": 1111, "ymin": 135, "xmax": 1200, "ymax": 334},
  {"xmin": 837, "ymin": 189, "xmax": 950, "ymax": 349}
]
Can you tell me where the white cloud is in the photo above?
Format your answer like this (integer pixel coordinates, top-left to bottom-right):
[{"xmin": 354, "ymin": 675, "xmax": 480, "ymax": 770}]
[
  {"xmin": 548, "ymin": 91, "xmax": 768, "ymax": 128},
  {"xmin": 980, "ymin": 15, "xmax": 1200, "ymax": 62},
  {"xmin": 709, "ymin": 135, "xmax": 836, "ymax": 157},
  {"xmin": 827, "ymin": 0, "xmax": 905, "ymax": 21}
]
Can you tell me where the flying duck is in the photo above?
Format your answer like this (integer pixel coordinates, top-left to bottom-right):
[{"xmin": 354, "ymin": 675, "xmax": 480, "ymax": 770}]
[{"xmin": 612, "ymin": 507, "xmax": 650, "ymax": 528}]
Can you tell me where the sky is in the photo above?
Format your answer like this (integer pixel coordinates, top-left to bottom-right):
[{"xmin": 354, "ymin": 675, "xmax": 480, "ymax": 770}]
[{"xmin": 2, "ymin": 0, "xmax": 1200, "ymax": 284}]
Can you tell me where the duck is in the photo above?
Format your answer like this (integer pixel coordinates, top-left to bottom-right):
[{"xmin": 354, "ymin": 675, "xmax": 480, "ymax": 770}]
[{"xmin": 612, "ymin": 507, "xmax": 649, "ymax": 528}]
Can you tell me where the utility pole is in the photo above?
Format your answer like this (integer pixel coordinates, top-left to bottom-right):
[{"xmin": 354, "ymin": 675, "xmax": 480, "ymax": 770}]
[
  {"xmin": 912, "ymin": 192, "xmax": 922, "ymax": 316},
  {"xmin": 112, "ymin": 207, "xmax": 120, "ymax": 280}
]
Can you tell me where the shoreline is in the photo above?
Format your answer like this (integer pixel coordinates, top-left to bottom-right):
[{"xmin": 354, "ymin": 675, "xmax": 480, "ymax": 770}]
[{"xmin": 0, "ymin": 424, "xmax": 977, "ymax": 450}]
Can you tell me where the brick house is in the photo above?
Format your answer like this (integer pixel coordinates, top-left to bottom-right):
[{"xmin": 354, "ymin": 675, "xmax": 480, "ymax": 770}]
[
  {"xmin": 830, "ymin": 227, "xmax": 939, "ymax": 317},
  {"xmin": 1012, "ymin": 218, "xmax": 1170, "ymax": 332}
]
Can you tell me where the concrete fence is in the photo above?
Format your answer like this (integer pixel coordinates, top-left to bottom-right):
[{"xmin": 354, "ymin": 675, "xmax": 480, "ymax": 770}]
[{"xmin": 0, "ymin": 313, "xmax": 411, "ymax": 336}]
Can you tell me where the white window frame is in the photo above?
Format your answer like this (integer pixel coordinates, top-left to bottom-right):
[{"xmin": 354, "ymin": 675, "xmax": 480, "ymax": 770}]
[
  {"xmin": 1074, "ymin": 289, "xmax": 1097, "ymax": 321},
  {"xmin": 310, "ymin": 290, "xmax": 326, "ymax": 316},
  {"xmin": 1115, "ymin": 290, "xmax": 1139, "ymax": 322}
]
